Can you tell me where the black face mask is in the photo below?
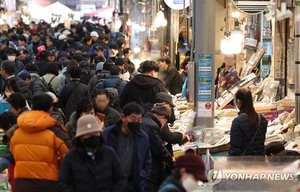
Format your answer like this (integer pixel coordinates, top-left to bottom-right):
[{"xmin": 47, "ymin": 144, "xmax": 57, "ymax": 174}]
[
  {"xmin": 83, "ymin": 135, "xmax": 100, "ymax": 149},
  {"xmin": 127, "ymin": 122, "xmax": 140, "ymax": 133}
]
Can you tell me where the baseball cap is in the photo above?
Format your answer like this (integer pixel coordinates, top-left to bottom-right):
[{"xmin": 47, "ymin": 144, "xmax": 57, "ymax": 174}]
[
  {"xmin": 174, "ymin": 149, "xmax": 207, "ymax": 182},
  {"xmin": 37, "ymin": 45, "xmax": 46, "ymax": 53},
  {"xmin": 95, "ymin": 45, "xmax": 103, "ymax": 51},
  {"xmin": 96, "ymin": 62, "xmax": 104, "ymax": 71},
  {"xmin": 151, "ymin": 103, "xmax": 172, "ymax": 118},
  {"xmin": 17, "ymin": 70, "xmax": 31, "ymax": 80},
  {"xmin": 47, "ymin": 49, "xmax": 56, "ymax": 56},
  {"xmin": 155, "ymin": 92, "xmax": 175, "ymax": 107},
  {"xmin": 58, "ymin": 34, "xmax": 66, "ymax": 41},
  {"xmin": 79, "ymin": 60, "xmax": 88, "ymax": 68},
  {"xmin": 90, "ymin": 31, "xmax": 99, "ymax": 38},
  {"xmin": 76, "ymin": 114, "xmax": 102, "ymax": 138}
]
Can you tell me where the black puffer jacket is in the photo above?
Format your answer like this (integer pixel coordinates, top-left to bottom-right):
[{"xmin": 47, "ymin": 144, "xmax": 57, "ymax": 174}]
[
  {"xmin": 57, "ymin": 137, "xmax": 127, "ymax": 192},
  {"xmin": 120, "ymin": 75, "xmax": 166, "ymax": 108},
  {"xmin": 59, "ymin": 80, "xmax": 89, "ymax": 121},
  {"xmin": 229, "ymin": 113, "xmax": 267, "ymax": 156},
  {"xmin": 159, "ymin": 66, "xmax": 182, "ymax": 95},
  {"xmin": 28, "ymin": 77, "xmax": 46, "ymax": 102},
  {"xmin": 140, "ymin": 113, "xmax": 173, "ymax": 188}
]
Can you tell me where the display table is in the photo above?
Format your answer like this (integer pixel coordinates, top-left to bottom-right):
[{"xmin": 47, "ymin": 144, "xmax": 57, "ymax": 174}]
[{"xmin": 197, "ymin": 144, "xmax": 229, "ymax": 156}]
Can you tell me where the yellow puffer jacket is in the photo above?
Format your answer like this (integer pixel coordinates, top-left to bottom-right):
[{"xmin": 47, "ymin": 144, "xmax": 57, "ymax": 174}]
[{"xmin": 10, "ymin": 110, "xmax": 72, "ymax": 181}]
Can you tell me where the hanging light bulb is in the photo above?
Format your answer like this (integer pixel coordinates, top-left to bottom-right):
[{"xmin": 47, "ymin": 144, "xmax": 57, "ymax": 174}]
[
  {"xmin": 221, "ymin": 36, "xmax": 232, "ymax": 54},
  {"xmin": 230, "ymin": 20, "xmax": 244, "ymax": 54},
  {"xmin": 133, "ymin": 44, "xmax": 141, "ymax": 54},
  {"xmin": 126, "ymin": 18, "xmax": 132, "ymax": 26},
  {"xmin": 140, "ymin": 22, "xmax": 146, "ymax": 31},
  {"xmin": 155, "ymin": 10, "xmax": 167, "ymax": 27},
  {"xmin": 231, "ymin": 10, "xmax": 240, "ymax": 18}
]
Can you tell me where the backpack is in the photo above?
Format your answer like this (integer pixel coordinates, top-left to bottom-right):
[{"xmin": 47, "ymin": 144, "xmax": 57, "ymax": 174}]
[
  {"xmin": 41, "ymin": 76, "xmax": 56, "ymax": 94},
  {"xmin": 92, "ymin": 74, "xmax": 109, "ymax": 97},
  {"xmin": 99, "ymin": 79, "xmax": 122, "ymax": 112}
]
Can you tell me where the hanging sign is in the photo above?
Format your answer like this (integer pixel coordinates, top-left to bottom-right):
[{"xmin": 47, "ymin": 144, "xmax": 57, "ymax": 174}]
[
  {"xmin": 164, "ymin": 0, "xmax": 191, "ymax": 10},
  {"xmin": 198, "ymin": 54, "xmax": 213, "ymax": 101}
]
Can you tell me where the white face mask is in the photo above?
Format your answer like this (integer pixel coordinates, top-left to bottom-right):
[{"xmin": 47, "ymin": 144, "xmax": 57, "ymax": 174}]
[
  {"xmin": 7, "ymin": 56, "xmax": 16, "ymax": 62},
  {"xmin": 182, "ymin": 177, "xmax": 198, "ymax": 192},
  {"xmin": 129, "ymin": 55, "xmax": 133, "ymax": 60}
]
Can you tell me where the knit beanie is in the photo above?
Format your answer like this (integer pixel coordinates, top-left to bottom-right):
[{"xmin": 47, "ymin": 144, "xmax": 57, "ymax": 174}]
[{"xmin": 174, "ymin": 149, "xmax": 207, "ymax": 182}]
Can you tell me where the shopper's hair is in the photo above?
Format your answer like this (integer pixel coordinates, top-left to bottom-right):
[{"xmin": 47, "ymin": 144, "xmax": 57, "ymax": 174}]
[
  {"xmin": 123, "ymin": 48, "xmax": 131, "ymax": 55},
  {"xmin": 31, "ymin": 93, "xmax": 53, "ymax": 111},
  {"xmin": 95, "ymin": 89, "xmax": 109, "ymax": 100},
  {"xmin": 158, "ymin": 56, "xmax": 171, "ymax": 65},
  {"xmin": 44, "ymin": 62, "xmax": 58, "ymax": 76},
  {"xmin": 18, "ymin": 35, "xmax": 27, "ymax": 43},
  {"xmin": 122, "ymin": 102, "xmax": 143, "ymax": 116},
  {"xmin": 110, "ymin": 65, "xmax": 120, "ymax": 75},
  {"xmin": 103, "ymin": 60, "xmax": 114, "ymax": 71},
  {"xmin": 0, "ymin": 111, "xmax": 16, "ymax": 132},
  {"xmin": 67, "ymin": 59, "xmax": 79, "ymax": 68},
  {"xmin": 1, "ymin": 60, "xmax": 15, "ymax": 75},
  {"xmin": 7, "ymin": 92, "xmax": 27, "ymax": 110},
  {"xmin": 142, "ymin": 60, "xmax": 159, "ymax": 73},
  {"xmin": 75, "ymin": 97, "xmax": 94, "ymax": 119},
  {"xmin": 68, "ymin": 65, "xmax": 82, "ymax": 79},
  {"xmin": 115, "ymin": 58, "xmax": 125, "ymax": 66},
  {"xmin": 235, "ymin": 88, "xmax": 257, "ymax": 127},
  {"xmin": 24, "ymin": 63, "xmax": 40, "ymax": 74},
  {"xmin": 265, "ymin": 141, "xmax": 285, "ymax": 156},
  {"xmin": 6, "ymin": 79, "xmax": 21, "ymax": 93}
]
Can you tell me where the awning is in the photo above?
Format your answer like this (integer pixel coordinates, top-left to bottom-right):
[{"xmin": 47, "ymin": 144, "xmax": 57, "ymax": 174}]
[{"xmin": 85, "ymin": 6, "xmax": 114, "ymax": 19}]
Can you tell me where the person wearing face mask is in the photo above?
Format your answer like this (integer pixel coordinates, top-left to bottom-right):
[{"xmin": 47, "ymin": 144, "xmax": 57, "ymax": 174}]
[
  {"xmin": 120, "ymin": 60, "xmax": 167, "ymax": 108},
  {"xmin": 159, "ymin": 149, "xmax": 207, "ymax": 192},
  {"xmin": 140, "ymin": 103, "xmax": 174, "ymax": 192},
  {"xmin": 57, "ymin": 114, "xmax": 127, "ymax": 192},
  {"xmin": 102, "ymin": 102, "xmax": 152, "ymax": 192},
  {"xmin": 5, "ymin": 48, "xmax": 24, "ymax": 75}
]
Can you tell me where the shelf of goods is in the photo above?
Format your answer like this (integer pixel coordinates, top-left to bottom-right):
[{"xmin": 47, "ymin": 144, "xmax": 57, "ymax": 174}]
[{"xmin": 169, "ymin": 95, "xmax": 198, "ymax": 157}]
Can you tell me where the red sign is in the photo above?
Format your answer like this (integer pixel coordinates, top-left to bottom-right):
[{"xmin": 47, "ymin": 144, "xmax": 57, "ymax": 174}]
[{"xmin": 205, "ymin": 102, "xmax": 211, "ymax": 110}]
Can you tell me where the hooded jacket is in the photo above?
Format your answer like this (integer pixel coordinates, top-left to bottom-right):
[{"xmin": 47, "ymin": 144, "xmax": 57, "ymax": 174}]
[
  {"xmin": 120, "ymin": 74, "xmax": 166, "ymax": 108},
  {"xmin": 10, "ymin": 110, "xmax": 72, "ymax": 192}
]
